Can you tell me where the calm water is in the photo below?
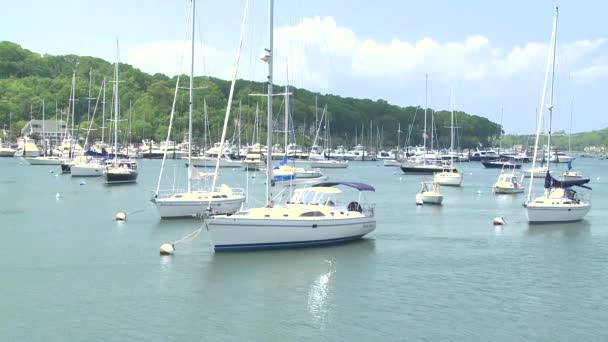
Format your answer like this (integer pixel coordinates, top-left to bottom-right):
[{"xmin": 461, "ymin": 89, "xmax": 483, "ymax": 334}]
[{"xmin": 2, "ymin": 157, "xmax": 607, "ymax": 341}]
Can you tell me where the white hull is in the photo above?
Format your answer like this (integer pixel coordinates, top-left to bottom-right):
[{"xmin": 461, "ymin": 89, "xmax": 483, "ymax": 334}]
[
  {"xmin": 272, "ymin": 175, "xmax": 329, "ymax": 187},
  {"xmin": 383, "ymin": 159, "xmax": 401, "ymax": 167},
  {"xmin": 154, "ymin": 197, "xmax": 244, "ymax": 218},
  {"xmin": 523, "ymin": 168, "xmax": 551, "ymax": 178},
  {"xmin": 295, "ymin": 170, "xmax": 323, "ymax": 178},
  {"xmin": 26, "ymin": 156, "xmax": 64, "ymax": 165},
  {"xmin": 208, "ymin": 216, "xmax": 376, "ymax": 251},
  {"xmin": 241, "ymin": 160, "xmax": 264, "ymax": 171},
  {"xmin": 549, "ymin": 155, "xmax": 575, "ymax": 163},
  {"xmin": 189, "ymin": 157, "xmax": 241, "ymax": 168},
  {"xmin": 493, "ymin": 186, "xmax": 524, "ymax": 194},
  {"xmin": 71, "ymin": 163, "xmax": 105, "ymax": 177},
  {"xmin": 310, "ymin": 160, "xmax": 348, "ymax": 168},
  {"xmin": 0, "ymin": 148, "xmax": 16, "ymax": 157},
  {"xmin": 526, "ymin": 203, "xmax": 590, "ymax": 223},
  {"xmin": 416, "ymin": 194, "xmax": 443, "ymax": 204},
  {"xmin": 433, "ymin": 172, "xmax": 463, "ymax": 186}
]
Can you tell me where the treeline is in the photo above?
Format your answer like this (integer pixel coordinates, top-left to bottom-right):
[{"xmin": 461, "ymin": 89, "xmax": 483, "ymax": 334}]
[
  {"xmin": 0, "ymin": 41, "xmax": 501, "ymax": 149},
  {"xmin": 501, "ymin": 128, "xmax": 608, "ymax": 152}
]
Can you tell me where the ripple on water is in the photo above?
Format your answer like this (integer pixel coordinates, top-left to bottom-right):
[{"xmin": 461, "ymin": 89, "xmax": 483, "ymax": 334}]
[{"xmin": 0, "ymin": 209, "xmax": 24, "ymax": 215}]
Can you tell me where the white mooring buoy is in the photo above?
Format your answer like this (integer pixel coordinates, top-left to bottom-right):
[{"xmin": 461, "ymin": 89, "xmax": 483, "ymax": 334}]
[
  {"xmin": 160, "ymin": 243, "xmax": 175, "ymax": 255},
  {"xmin": 80, "ymin": 180, "xmax": 86, "ymax": 185},
  {"xmin": 55, "ymin": 193, "xmax": 61, "ymax": 199},
  {"xmin": 115, "ymin": 212, "xmax": 127, "ymax": 221},
  {"xmin": 493, "ymin": 217, "xmax": 506, "ymax": 225},
  {"xmin": 416, "ymin": 198, "xmax": 424, "ymax": 206}
]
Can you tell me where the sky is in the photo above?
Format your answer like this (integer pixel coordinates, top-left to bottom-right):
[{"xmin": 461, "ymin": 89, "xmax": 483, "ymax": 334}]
[{"xmin": 2, "ymin": 0, "xmax": 607, "ymax": 134}]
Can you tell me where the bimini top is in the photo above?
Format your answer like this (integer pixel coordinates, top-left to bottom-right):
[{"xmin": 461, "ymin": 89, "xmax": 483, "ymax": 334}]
[{"xmin": 312, "ymin": 181, "xmax": 375, "ymax": 192}]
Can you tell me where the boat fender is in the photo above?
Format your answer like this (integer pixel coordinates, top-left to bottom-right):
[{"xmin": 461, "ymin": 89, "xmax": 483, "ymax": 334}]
[
  {"xmin": 160, "ymin": 244, "xmax": 175, "ymax": 255},
  {"xmin": 493, "ymin": 217, "xmax": 505, "ymax": 225}
]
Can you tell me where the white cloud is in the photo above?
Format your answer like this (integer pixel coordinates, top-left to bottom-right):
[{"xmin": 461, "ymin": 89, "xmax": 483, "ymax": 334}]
[
  {"xmin": 121, "ymin": 16, "xmax": 606, "ymax": 88},
  {"xmin": 572, "ymin": 60, "xmax": 608, "ymax": 82}
]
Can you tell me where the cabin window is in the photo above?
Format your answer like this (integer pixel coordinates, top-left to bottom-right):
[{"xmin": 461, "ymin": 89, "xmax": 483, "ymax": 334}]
[{"xmin": 299, "ymin": 211, "xmax": 325, "ymax": 217}]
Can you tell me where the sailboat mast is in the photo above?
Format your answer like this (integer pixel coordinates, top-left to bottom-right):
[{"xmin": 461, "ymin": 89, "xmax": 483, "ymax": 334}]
[
  {"xmin": 70, "ymin": 70, "xmax": 76, "ymax": 158},
  {"xmin": 42, "ymin": 98, "xmax": 46, "ymax": 156},
  {"xmin": 101, "ymin": 77, "xmax": 106, "ymax": 145},
  {"xmin": 424, "ymin": 73, "xmax": 428, "ymax": 150},
  {"xmin": 113, "ymin": 39, "xmax": 119, "ymax": 166},
  {"xmin": 450, "ymin": 91, "xmax": 455, "ymax": 154},
  {"xmin": 265, "ymin": 0, "xmax": 274, "ymax": 207},
  {"xmin": 499, "ymin": 107, "xmax": 503, "ymax": 154},
  {"xmin": 546, "ymin": 6, "xmax": 558, "ymax": 170},
  {"xmin": 187, "ymin": 0, "xmax": 195, "ymax": 193},
  {"xmin": 284, "ymin": 82, "xmax": 289, "ymax": 157},
  {"xmin": 526, "ymin": 7, "xmax": 558, "ymax": 202},
  {"xmin": 87, "ymin": 68, "xmax": 93, "ymax": 127}
]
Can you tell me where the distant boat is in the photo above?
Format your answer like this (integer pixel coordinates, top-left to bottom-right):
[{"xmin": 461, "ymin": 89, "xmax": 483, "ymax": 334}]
[
  {"xmin": 310, "ymin": 159, "xmax": 348, "ymax": 168},
  {"xmin": 522, "ymin": 165, "xmax": 550, "ymax": 178},
  {"xmin": 15, "ymin": 136, "xmax": 40, "ymax": 158},
  {"xmin": 401, "ymin": 162, "xmax": 453, "ymax": 175},
  {"xmin": 493, "ymin": 169, "xmax": 524, "ymax": 194},
  {"xmin": 0, "ymin": 140, "xmax": 16, "ymax": 157},
  {"xmin": 104, "ymin": 40, "xmax": 138, "ymax": 185},
  {"xmin": 26, "ymin": 156, "xmax": 64, "ymax": 165},
  {"xmin": 482, "ymin": 160, "xmax": 522, "ymax": 169},
  {"xmin": 416, "ymin": 181, "xmax": 443, "ymax": 205},
  {"xmin": 434, "ymin": 92, "xmax": 463, "ymax": 187}
]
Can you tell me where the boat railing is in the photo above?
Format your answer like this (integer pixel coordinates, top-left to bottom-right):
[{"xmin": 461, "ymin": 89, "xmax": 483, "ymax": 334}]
[
  {"xmin": 362, "ymin": 203, "xmax": 375, "ymax": 217},
  {"xmin": 154, "ymin": 186, "xmax": 245, "ymax": 200}
]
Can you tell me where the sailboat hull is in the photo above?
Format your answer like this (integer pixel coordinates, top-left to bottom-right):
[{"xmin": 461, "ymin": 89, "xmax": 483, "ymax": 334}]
[
  {"xmin": 188, "ymin": 157, "xmax": 242, "ymax": 168},
  {"xmin": 26, "ymin": 157, "xmax": 64, "ymax": 165},
  {"xmin": 104, "ymin": 170, "xmax": 138, "ymax": 184},
  {"xmin": 154, "ymin": 197, "xmax": 245, "ymax": 218},
  {"xmin": 71, "ymin": 163, "xmax": 105, "ymax": 177},
  {"xmin": 401, "ymin": 164, "xmax": 450, "ymax": 175},
  {"xmin": 208, "ymin": 217, "xmax": 376, "ymax": 251},
  {"xmin": 433, "ymin": 172, "xmax": 463, "ymax": 186},
  {"xmin": 525, "ymin": 203, "xmax": 590, "ymax": 223},
  {"xmin": 310, "ymin": 160, "xmax": 348, "ymax": 168}
]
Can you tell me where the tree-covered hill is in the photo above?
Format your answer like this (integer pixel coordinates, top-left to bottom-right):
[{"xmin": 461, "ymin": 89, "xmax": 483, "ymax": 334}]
[{"xmin": 1, "ymin": 41, "xmax": 503, "ymax": 149}]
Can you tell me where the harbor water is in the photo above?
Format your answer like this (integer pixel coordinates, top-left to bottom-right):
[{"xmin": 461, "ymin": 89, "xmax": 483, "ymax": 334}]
[{"xmin": 1, "ymin": 157, "xmax": 607, "ymax": 341}]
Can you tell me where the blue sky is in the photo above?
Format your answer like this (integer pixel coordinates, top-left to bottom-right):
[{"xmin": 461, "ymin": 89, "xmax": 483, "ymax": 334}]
[{"xmin": 2, "ymin": 0, "xmax": 606, "ymax": 134}]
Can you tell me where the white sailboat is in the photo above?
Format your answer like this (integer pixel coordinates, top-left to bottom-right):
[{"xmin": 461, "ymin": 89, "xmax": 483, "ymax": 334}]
[
  {"xmin": 523, "ymin": 7, "xmax": 591, "ymax": 223},
  {"xmin": 152, "ymin": 0, "xmax": 245, "ymax": 218},
  {"xmin": 309, "ymin": 104, "xmax": 348, "ymax": 169},
  {"xmin": 104, "ymin": 40, "xmax": 138, "ymax": 184},
  {"xmin": 434, "ymin": 90, "xmax": 463, "ymax": 186},
  {"xmin": 207, "ymin": 0, "xmax": 376, "ymax": 251},
  {"xmin": 271, "ymin": 76, "xmax": 327, "ymax": 183}
]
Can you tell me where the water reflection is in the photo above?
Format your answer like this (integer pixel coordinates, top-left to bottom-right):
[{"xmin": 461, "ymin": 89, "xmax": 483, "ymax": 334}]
[
  {"xmin": 526, "ymin": 220, "xmax": 591, "ymax": 238},
  {"xmin": 307, "ymin": 259, "xmax": 335, "ymax": 325}
]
